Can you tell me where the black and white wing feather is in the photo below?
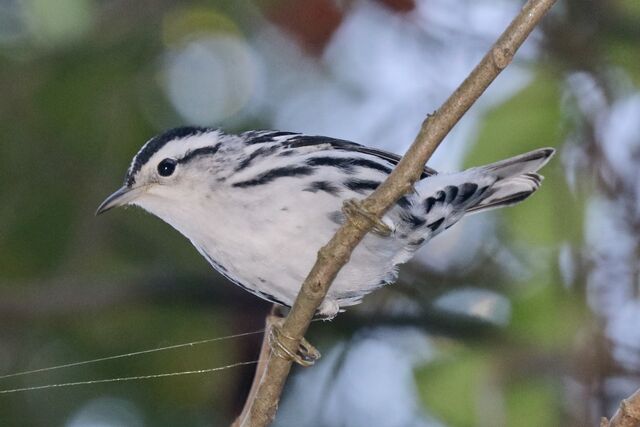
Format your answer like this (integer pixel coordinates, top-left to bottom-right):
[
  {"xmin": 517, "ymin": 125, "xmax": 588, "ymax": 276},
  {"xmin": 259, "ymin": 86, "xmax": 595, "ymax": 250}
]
[{"xmin": 242, "ymin": 131, "xmax": 438, "ymax": 178}]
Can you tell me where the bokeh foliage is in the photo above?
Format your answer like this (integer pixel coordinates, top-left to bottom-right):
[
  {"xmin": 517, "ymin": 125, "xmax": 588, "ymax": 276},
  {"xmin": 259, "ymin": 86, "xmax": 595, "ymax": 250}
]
[{"xmin": 1, "ymin": 0, "xmax": 638, "ymax": 426}]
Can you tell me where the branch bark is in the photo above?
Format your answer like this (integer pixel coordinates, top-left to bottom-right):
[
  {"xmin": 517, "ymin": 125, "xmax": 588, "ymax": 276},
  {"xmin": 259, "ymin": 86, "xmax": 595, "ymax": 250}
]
[
  {"xmin": 601, "ymin": 389, "xmax": 640, "ymax": 427},
  {"xmin": 237, "ymin": 1, "xmax": 558, "ymax": 425},
  {"xmin": 232, "ymin": 311, "xmax": 280, "ymax": 427}
]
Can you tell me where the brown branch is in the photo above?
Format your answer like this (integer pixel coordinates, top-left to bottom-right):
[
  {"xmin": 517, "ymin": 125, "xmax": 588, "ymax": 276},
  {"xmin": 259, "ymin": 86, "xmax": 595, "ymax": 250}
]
[
  {"xmin": 601, "ymin": 389, "xmax": 640, "ymax": 427},
  {"xmin": 237, "ymin": 1, "xmax": 558, "ymax": 426},
  {"xmin": 232, "ymin": 311, "xmax": 280, "ymax": 427}
]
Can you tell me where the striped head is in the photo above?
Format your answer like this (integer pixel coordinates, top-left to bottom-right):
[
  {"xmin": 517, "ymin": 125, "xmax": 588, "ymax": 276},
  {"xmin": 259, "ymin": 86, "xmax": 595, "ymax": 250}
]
[{"xmin": 96, "ymin": 127, "xmax": 239, "ymax": 215}]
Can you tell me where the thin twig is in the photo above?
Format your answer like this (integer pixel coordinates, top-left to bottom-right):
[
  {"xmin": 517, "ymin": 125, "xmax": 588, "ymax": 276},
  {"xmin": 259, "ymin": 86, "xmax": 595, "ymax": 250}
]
[
  {"xmin": 601, "ymin": 389, "xmax": 640, "ymax": 427},
  {"xmin": 238, "ymin": 1, "xmax": 558, "ymax": 426}
]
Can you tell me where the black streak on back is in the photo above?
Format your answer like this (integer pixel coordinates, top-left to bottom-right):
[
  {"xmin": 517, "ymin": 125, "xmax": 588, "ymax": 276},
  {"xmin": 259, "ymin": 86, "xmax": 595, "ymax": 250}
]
[
  {"xmin": 235, "ymin": 145, "xmax": 278, "ymax": 172},
  {"xmin": 343, "ymin": 179, "xmax": 381, "ymax": 194},
  {"xmin": 232, "ymin": 166, "xmax": 316, "ymax": 188},
  {"xmin": 306, "ymin": 156, "xmax": 393, "ymax": 175},
  {"xmin": 304, "ymin": 181, "xmax": 341, "ymax": 196},
  {"xmin": 397, "ymin": 196, "xmax": 411, "ymax": 209},
  {"xmin": 244, "ymin": 131, "xmax": 299, "ymax": 145},
  {"xmin": 283, "ymin": 135, "xmax": 437, "ymax": 178},
  {"xmin": 427, "ymin": 218, "xmax": 444, "ymax": 232}
]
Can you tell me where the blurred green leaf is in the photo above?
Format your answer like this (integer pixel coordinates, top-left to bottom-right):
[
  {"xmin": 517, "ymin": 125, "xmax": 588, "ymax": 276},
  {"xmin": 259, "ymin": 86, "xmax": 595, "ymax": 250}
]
[
  {"xmin": 509, "ymin": 282, "xmax": 584, "ymax": 351},
  {"xmin": 505, "ymin": 378, "xmax": 562, "ymax": 427},
  {"xmin": 416, "ymin": 348, "xmax": 492, "ymax": 427},
  {"xmin": 618, "ymin": 0, "xmax": 640, "ymax": 19},
  {"xmin": 605, "ymin": 36, "xmax": 640, "ymax": 86},
  {"xmin": 465, "ymin": 71, "xmax": 563, "ymax": 168},
  {"xmin": 25, "ymin": 0, "xmax": 95, "ymax": 46}
]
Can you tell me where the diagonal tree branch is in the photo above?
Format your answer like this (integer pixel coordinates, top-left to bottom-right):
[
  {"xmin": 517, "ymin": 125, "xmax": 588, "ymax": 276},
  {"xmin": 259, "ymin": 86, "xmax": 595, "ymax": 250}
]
[
  {"xmin": 232, "ymin": 311, "xmax": 280, "ymax": 427},
  {"xmin": 601, "ymin": 389, "xmax": 640, "ymax": 427},
  {"xmin": 237, "ymin": 1, "xmax": 558, "ymax": 425}
]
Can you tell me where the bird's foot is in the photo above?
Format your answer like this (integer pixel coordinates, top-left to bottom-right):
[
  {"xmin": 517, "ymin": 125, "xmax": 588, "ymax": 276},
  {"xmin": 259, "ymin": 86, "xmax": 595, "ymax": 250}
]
[
  {"xmin": 342, "ymin": 198, "xmax": 392, "ymax": 236},
  {"xmin": 268, "ymin": 318, "xmax": 321, "ymax": 367}
]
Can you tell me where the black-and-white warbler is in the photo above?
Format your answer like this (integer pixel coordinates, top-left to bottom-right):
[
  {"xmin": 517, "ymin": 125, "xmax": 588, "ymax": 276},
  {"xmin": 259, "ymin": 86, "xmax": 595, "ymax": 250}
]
[{"xmin": 97, "ymin": 127, "xmax": 554, "ymax": 318}]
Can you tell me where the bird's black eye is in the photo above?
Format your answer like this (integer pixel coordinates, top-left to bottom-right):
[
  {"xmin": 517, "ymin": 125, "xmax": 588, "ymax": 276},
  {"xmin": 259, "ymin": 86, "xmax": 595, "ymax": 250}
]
[{"xmin": 157, "ymin": 158, "xmax": 177, "ymax": 177}]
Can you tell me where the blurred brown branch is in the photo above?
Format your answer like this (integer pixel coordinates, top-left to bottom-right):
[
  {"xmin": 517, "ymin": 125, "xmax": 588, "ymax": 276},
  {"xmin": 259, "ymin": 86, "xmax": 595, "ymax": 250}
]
[
  {"xmin": 602, "ymin": 389, "xmax": 640, "ymax": 427},
  {"xmin": 235, "ymin": 0, "xmax": 558, "ymax": 426},
  {"xmin": 0, "ymin": 274, "xmax": 266, "ymax": 321},
  {"xmin": 0, "ymin": 273, "xmax": 505, "ymax": 340}
]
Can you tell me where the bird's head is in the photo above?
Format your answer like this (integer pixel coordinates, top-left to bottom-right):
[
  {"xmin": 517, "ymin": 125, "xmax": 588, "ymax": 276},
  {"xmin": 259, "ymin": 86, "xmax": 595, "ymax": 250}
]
[{"xmin": 96, "ymin": 126, "xmax": 232, "ymax": 216}]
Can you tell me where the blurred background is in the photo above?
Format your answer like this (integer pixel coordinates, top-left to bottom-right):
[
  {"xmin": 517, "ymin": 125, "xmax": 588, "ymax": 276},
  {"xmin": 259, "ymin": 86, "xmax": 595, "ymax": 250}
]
[{"xmin": 1, "ymin": 0, "xmax": 639, "ymax": 425}]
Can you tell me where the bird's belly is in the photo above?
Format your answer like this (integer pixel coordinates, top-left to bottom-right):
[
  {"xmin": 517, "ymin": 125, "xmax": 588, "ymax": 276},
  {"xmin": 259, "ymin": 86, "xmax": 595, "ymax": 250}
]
[{"xmin": 188, "ymin": 193, "xmax": 403, "ymax": 308}]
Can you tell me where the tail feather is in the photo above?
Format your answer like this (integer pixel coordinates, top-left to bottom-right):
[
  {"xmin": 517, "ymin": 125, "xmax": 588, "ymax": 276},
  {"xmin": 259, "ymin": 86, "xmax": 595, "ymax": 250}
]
[
  {"xmin": 477, "ymin": 148, "xmax": 554, "ymax": 178},
  {"xmin": 466, "ymin": 148, "xmax": 554, "ymax": 214},
  {"xmin": 402, "ymin": 147, "xmax": 555, "ymax": 243}
]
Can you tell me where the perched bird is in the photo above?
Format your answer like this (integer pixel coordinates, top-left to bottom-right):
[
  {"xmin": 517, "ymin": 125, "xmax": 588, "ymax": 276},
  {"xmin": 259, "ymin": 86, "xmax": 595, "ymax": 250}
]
[{"xmin": 97, "ymin": 127, "xmax": 554, "ymax": 318}]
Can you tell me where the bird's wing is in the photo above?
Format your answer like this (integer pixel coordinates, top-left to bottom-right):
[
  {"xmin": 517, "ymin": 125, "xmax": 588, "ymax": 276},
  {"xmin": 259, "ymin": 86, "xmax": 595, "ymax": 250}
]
[{"xmin": 242, "ymin": 131, "xmax": 438, "ymax": 179}]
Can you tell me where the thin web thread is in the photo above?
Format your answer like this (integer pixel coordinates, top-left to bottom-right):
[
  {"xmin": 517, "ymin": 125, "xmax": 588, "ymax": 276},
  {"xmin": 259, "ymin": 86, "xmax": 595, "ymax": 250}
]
[
  {"xmin": 0, "ymin": 360, "xmax": 258, "ymax": 394},
  {"xmin": 0, "ymin": 329, "xmax": 264, "ymax": 380}
]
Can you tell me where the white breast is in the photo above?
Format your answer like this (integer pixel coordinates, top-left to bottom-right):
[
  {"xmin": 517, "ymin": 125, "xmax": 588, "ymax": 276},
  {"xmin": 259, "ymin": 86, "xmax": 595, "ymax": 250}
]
[{"xmin": 134, "ymin": 173, "xmax": 407, "ymax": 310}]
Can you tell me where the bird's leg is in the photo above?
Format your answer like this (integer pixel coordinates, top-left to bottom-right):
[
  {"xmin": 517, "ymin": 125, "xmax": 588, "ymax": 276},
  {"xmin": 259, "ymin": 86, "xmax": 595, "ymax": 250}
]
[
  {"xmin": 268, "ymin": 315, "xmax": 320, "ymax": 367},
  {"xmin": 342, "ymin": 199, "xmax": 392, "ymax": 236}
]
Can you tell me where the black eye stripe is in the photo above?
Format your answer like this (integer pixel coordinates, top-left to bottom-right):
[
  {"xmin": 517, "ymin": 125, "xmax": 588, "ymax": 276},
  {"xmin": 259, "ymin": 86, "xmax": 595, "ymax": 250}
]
[
  {"xmin": 157, "ymin": 158, "xmax": 177, "ymax": 177},
  {"xmin": 153, "ymin": 144, "xmax": 222, "ymax": 178}
]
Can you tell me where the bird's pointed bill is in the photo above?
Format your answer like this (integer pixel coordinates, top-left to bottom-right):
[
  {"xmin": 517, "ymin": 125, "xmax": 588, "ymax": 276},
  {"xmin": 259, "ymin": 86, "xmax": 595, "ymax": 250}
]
[{"xmin": 96, "ymin": 186, "xmax": 143, "ymax": 215}]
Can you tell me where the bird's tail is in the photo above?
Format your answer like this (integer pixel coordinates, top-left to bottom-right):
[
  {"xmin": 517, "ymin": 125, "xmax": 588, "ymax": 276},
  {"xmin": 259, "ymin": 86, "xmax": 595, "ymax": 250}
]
[{"xmin": 465, "ymin": 147, "xmax": 555, "ymax": 214}]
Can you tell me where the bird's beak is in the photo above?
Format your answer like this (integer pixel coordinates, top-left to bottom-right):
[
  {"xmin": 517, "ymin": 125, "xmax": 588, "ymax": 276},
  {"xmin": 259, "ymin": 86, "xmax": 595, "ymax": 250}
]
[{"xmin": 96, "ymin": 186, "xmax": 144, "ymax": 215}]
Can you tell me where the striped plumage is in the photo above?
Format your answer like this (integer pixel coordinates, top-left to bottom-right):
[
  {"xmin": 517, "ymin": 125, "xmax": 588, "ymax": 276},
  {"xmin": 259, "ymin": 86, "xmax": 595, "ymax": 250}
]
[{"xmin": 98, "ymin": 127, "xmax": 554, "ymax": 317}]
